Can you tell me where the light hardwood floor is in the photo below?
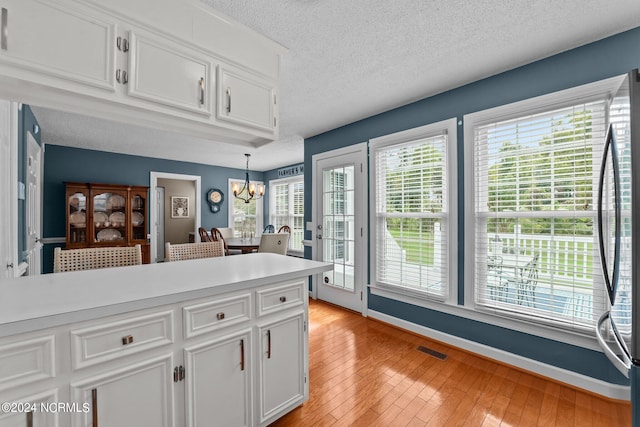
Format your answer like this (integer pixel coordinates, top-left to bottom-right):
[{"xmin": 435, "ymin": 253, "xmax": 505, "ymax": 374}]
[{"xmin": 271, "ymin": 300, "xmax": 631, "ymax": 426}]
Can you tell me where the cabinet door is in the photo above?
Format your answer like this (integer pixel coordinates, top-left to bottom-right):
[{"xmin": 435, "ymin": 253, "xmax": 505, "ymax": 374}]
[
  {"xmin": 128, "ymin": 30, "xmax": 212, "ymax": 116},
  {"xmin": 91, "ymin": 187, "xmax": 128, "ymax": 245},
  {"xmin": 0, "ymin": 389, "xmax": 58, "ymax": 427},
  {"xmin": 0, "ymin": 0, "xmax": 116, "ymax": 91},
  {"xmin": 257, "ymin": 312, "xmax": 306, "ymax": 425},
  {"xmin": 217, "ymin": 65, "xmax": 277, "ymax": 133},
  {"xmin": 70, "ymin": 354, "xmax": 174, "ymax": 427},
  {"xmin": 184, "ymin": 329, "xmax": 251, "ymax": 427}
]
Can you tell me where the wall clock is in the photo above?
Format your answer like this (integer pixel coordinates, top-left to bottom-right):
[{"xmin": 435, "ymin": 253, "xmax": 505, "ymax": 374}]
[{"xmin": 206, "ymin": 188, "xmax": 224, "ymax": 213}]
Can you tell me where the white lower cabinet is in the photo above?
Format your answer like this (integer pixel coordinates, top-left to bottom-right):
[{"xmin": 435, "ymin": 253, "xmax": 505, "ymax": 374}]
[
  {"xmin": 0, "ymin": 279, "xmax": 309, "ymax": 427},
  {"xmin": 184, "ymin": 329, "xmax": 252, "ymax": 427},
  {"xmin": 70, "ymin": 354, "xmax": 174, "ymax": 427},
  {"xmin": 0, "ymin": 389, "xmax": 58, "ymax": 427},
  {"xmin": 256, "ymin": 311, "xmax": 306, "ymax": 426}
]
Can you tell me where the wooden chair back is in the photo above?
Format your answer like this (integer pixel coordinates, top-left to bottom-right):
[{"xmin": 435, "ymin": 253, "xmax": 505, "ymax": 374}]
[
  {"xmin": 54, "ymin": 245, "xmax": 142, "ymax": 272},
  {"xmin": 258, "ymin": 233, "xmax": 290, "ymax": 255},
  {"xmin": 165, "ymin": 241, "xmax": 224, "ymax": 261},
  {"xmin": 198, "ymin": 227, "xmax": 212, "ymax": 242},
  {"xmin": 210, "ymin": 227, "xmax": 230, "ymax": 256},
  {"xmin": 277, "ymin": 225, "xmax": 291, "ymax": 234}
]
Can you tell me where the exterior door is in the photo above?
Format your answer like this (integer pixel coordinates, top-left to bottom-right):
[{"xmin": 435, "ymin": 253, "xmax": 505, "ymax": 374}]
[
  {"xmin": 25, "ymin": 132, "xmax": 42, "ymax": 275},
  {"xmin": 313, "ymin": 143, "xmax": 367, "ymax": 313}
]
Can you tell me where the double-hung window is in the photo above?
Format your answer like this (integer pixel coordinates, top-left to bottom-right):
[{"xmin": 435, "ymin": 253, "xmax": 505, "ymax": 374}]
[
  {"xmin": 269, "ymin": 176, "xmax": 304, "ymax": 253},
  {"xmin": 228, "ymin": 179, "xmax": 263, "ymax": 237},
  {"xmin": 370, "ymin": 119, "xmax": 457, "ymax": 301},
  {"xmin": 464, "ymin": 78, "xmax": 624, "ymax": 332}
]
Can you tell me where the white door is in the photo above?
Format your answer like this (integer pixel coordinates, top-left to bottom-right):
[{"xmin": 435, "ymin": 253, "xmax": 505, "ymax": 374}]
[
  {"xmin": 0, "ymin": 100, "xmax": 14, "ymax": 279},
  {"xmin": 312, "ymin": 143, "xmax": 367, "ymax": 313},
  {"xmin": 25, "ymin": 132, "xmax": 42, "ymax": 275},
  {"xmin": 155, "ymin": 187, "xmax": 165, "ymax": 262}
]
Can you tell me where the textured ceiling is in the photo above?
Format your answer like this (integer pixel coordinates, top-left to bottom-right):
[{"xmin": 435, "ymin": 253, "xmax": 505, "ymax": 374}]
[{"xmin": 32, "ymin": 0, "xmax": 640, "ymax": 171}]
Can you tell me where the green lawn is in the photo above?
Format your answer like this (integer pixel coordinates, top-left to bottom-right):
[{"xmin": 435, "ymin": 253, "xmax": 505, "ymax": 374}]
[{"xmin": 387, "ymin": 229, "xmax": 435, "ymax": 265}]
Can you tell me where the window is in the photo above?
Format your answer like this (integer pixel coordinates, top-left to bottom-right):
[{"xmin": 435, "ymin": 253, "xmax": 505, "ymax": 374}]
[
  {"xmin": 370, "ymin": 119, "xmax": 457, "ymax": 301},
  {"xmin": 229, "ymin": 179, "xmax": 263, "ymax": 237},
  {"xmin": 464, "ymin": 78, "xmax": 624, "ymax": 332},
  {"xmin": 269, "ymin": 176, "xmax": 304, "ymax": 253}
]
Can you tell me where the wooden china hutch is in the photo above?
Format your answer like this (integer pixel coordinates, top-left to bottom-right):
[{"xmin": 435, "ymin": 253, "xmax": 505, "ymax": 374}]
[{"xmin": 65, "ymin": 182, "xmax": 150, "ymax": 263}]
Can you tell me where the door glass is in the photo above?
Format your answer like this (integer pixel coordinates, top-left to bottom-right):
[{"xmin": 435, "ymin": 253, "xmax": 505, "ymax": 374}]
[{"xmin": 322, "ymin": 166, "xmax": 355, "ymax": 291}]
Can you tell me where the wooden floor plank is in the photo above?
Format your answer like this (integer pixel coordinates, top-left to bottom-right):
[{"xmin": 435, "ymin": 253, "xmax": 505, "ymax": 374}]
[{"xmin": 270, "ymin": 300, "xmax": 630, "ymax": 426}]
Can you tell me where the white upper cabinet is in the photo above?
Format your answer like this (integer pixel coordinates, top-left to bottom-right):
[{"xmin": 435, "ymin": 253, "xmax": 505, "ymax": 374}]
[
  {"xmin": 218, "ymin": 65, "xmax": 277, "ymax": 133},
  {"xmin": 0, "ymin": 0, "xmax": 116, "ymax": 91},
  {"xmin": 0, "ymin": 0, "xmax": 285, "ymax": 145},
  {"xmin": 127, "ymin": 30, "xmax": 212, "ymax": 116}
]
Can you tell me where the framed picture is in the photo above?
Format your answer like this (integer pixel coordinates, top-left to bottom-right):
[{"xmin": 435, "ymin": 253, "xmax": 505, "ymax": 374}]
[{"xmin": 171, "ymin": 196, "xmax": 189, "ymax": 218}]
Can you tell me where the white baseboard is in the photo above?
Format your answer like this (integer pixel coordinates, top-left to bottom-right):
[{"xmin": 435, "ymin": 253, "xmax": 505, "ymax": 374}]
[{"xmin": 368, "ymin": 309, "xmax": 630, "ymax": 401}]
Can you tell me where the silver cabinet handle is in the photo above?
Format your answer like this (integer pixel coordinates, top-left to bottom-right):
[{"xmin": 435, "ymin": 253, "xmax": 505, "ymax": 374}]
[
  {"xmin": 116, "ymin": 37, "xmax": 129, "ymax": 52},
  {"xmin": 226, "ymin": 87, "xmax": 231, "ymax": 113},
  {"xmin": 1, "ymin": 8, "xmax": 7, "ymax": 51},
  {"xmin": 116, "ymin": 36, "xmax": 122, "ymax": 51},
  {"xmin": 122, "ymin": 70, "xmax": 127, "ymax": 84},
  {"xmin": 116, "ymin": 69, "xmax": 121, "ymax": 83},
  {"xmin": 199, "ymin": 77, "xmax": 205, "ymax": 106}
]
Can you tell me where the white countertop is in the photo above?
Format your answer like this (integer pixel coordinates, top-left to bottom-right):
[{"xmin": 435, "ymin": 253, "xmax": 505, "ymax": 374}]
[{"xmin": 0, "ymin": 253, "xmax": 332, "ymax": 338}]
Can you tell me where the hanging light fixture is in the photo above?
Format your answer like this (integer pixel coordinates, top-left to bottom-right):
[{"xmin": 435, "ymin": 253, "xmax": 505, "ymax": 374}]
[{"xmin": 233, "ymin": 153, "xmax": 264, "ymax": 203}]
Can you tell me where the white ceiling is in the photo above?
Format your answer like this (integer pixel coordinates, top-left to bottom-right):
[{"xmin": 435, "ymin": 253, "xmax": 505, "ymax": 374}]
[{"xmin": 32, "ymin": 0, "xmax": 640, "ymax": 171}]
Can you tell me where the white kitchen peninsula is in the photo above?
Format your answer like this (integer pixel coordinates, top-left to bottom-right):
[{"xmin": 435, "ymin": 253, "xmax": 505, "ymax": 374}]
[{"xmin": 0, "ymin": 253, "xmax": 331, "ymax": 427}]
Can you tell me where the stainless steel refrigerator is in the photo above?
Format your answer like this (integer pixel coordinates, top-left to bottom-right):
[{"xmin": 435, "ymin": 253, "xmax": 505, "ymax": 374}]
[{"xmin": 595, "ymin": 69, "xmax": 640, "ymax": 425}]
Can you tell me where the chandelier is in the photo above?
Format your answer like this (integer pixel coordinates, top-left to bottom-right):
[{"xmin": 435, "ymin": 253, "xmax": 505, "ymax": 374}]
[{"xmin": 233, "ymin": 153, "xmax": 264, "ymax": 203}]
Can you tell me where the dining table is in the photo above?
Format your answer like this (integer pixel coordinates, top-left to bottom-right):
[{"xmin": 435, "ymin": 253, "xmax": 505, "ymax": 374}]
[{"xmin": 226, "ymin": 237, "xmax": 261, "ymax": 254}]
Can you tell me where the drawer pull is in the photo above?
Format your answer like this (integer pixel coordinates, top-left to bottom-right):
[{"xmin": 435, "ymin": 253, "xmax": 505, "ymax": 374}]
[
  {"xmin": 121, "ymin": 335, "xmax": 134, "ymax": 346},
  {"xmin": 26, "ymin": 411, "xmax": 33, "ymax": 427},
  {"xmin": 216, "ymin": 312, "xmax": 225, "ymax": 320},
  {"xmin": 279, "ymin": 296, "xmax": 287, "ymax": 303}
]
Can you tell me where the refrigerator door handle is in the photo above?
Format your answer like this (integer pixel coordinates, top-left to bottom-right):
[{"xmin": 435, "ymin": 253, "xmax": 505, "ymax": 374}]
[
  {"xmin": 597, "ymin": 124, "xmax": 622, "ymax": 305},
  {"xmin": 596, "ymin": 311, "xmax": 630, "ymax": 378}
]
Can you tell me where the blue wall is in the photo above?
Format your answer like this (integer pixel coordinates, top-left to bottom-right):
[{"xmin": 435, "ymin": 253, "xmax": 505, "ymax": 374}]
[
  {"xmin": 42, "ymin": 144, "xmax": 266, "ymax": 272},
  {"xmin": 304, "ymin": 26, "xmax": 640, "ymax": 385}
]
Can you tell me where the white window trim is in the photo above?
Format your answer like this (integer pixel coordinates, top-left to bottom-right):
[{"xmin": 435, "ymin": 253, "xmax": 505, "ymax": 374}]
[
  {"xmin": 228, "ymin": 178, "xmax": 264, "ymax": 236},
  {"xmin": 268, "ymin": 175, "xmax": 304, "ymax": 256},
  {"xmin": 462, "ymin": 75, "xmax": 626, "ymax": 335},
  {"xmin": 369, "ymin": 118, "xmax": 458, "ymax": 305}
]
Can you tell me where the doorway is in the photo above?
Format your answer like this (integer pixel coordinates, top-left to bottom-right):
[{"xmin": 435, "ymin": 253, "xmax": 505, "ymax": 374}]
[
  {"xmin": 312, "ymin": 143, "xmax": 367, "ymax": 314},
  {"xmin": 149, "ymin": 172, "xmax": 201, "ymax": 263}
]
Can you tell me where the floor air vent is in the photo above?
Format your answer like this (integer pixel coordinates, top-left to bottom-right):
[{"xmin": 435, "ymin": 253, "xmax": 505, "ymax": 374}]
[{"xmin": 417, "ymin": 345, "xmax": 447, "ymax": 360}]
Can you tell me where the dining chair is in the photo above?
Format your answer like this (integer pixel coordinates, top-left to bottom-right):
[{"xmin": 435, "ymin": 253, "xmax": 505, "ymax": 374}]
[
  {"xmin": 516, "ymin": 254, "xmax": 539, "ymax": 306},
  {"xmin": 210, "ymin": 227, "xmax": 230, "ymax": 256},
  {"xmin": 54, "ymin": 245, "xmax": 142, "ymax": 272},
  {"xmin": 258, "ymin": 233, "xmax": 290, "ymax": 255},
  {"xmin": 263, "ymin": 224, "xmax": 275, "ymax": 234},
  {"xmin": 486, "ymin": 255, "xmax": 506, "ymax": 301},
  {"xmin": 165, "ymin": 241, "xmax": 224, "ymax": 261},
  {"xmin": 198, "ymin": 227, "xmax": 212, "ymax": 242},
  {"xmin": 277, "ymin": 225, "xmax": 291, "ymax": 234}
]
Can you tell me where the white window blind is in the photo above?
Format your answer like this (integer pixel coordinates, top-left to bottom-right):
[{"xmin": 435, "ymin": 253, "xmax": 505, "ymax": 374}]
[
  {"xmin": 269, "ymin": 177, "xmax": 304, "ymax": 252},
  {"xmin": 371, "ymin": 125, "xmax": 451, "ymax": 299},
  {"xmin": 472, "ymin": 100, "xmax": 608, "ymax": 331}
]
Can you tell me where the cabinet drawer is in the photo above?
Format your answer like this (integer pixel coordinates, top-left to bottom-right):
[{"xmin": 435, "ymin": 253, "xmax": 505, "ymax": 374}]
[
  {"xmin": 183, "ymin": 293, "xmax": 251, "ymax": 339},
  {"xmin": 70, "ymin": 310, "xmax": 174, "ymax": 370},
  {"xmin": 256, "ymin": 281, "xmax": 305, "ymax": 317},
  {"xmin": 0, "ymin": 335, "xmax": 55, "ymax": 391}
]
